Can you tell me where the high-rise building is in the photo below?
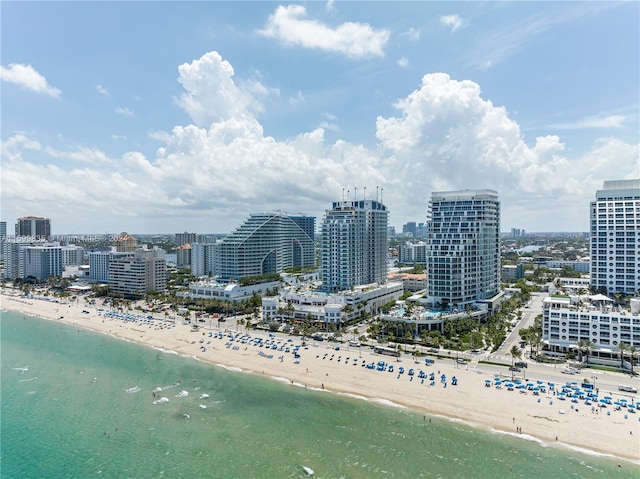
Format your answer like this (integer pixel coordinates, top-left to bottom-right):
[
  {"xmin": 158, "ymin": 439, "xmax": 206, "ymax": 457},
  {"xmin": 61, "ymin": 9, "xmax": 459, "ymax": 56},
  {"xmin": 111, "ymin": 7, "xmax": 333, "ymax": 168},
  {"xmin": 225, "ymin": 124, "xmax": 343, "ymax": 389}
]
[
  {"xmin": 113, "ymin": 232, "xmax": 138, "ymax": 252},
  {"xmin": 425, "ymin": 189, "xmax": 500, "ymax": 308},
  {"xmin": 23, "ymin": 244, "xmax": 63, "ymax": 280},
  {"xmin": 88, "ymin": 249, "xmax": 134, "ymax": 283},
  {"xmin": 590, "ymin": 179, "xmax": 640, "ymax": 296},
  {"xmin": 214, "ymin": 212, "xmax": 315, "ymax": 281},
  {"xmin": 320, "ymin": 199, "xmax": 388, "ymax": 292},
  {"xmin": 402, "ymin": 222, "xmax": 417, "ymax": 237},
  {"xmin": 108, "ymin": 249, "xmax": 167, "ymax": 298},
  {"xmin": 15, "ymin": 216, "xmax": 51, "ymax": 240},
  {"xmin": 191, "ymin": 242, "xmax": 216, "ymax": 277},
  {"xmin": 176, "ymin": 243, "xmax": 192, "ymax": 269},
  {"xmin": 176, "ymin": 231, "xmax": 197, "ymax": 246},
  {"xmin": 0, "ymin": 221, "xmax": 6, "ymax": 258}
]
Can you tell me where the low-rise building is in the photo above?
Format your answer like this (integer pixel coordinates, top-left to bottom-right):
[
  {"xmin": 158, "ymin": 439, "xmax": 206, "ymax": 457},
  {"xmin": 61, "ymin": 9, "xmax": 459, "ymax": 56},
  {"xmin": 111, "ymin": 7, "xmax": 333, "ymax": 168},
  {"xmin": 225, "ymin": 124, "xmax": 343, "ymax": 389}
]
[
  {"xmin": 262, "ymin": 282, "xmax": 403, "ymax": 330},
  {"xmin": 186, "ymin": 279, "xmax": 280, "ymax": 302},
  {"xmin": 542, "ymin": 294, "xmax": 640, "ymax": 365}
]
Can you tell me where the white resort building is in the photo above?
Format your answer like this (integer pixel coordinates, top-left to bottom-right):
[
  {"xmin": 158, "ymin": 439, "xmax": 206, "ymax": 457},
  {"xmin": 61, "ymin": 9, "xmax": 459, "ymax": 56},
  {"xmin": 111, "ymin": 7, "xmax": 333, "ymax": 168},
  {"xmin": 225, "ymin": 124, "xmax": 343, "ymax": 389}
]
[{"xmin": 542, "ymin": 294, "xmax": 640, "ymax": 366}]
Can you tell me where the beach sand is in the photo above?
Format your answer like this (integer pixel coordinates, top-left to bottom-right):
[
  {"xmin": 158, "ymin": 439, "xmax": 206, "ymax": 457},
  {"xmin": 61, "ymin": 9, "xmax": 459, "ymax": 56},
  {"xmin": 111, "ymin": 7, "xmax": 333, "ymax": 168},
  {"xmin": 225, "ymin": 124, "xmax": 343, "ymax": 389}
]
[{"xmin": 2, "ymin": 290, "xmax": 639, "ymax": 464}]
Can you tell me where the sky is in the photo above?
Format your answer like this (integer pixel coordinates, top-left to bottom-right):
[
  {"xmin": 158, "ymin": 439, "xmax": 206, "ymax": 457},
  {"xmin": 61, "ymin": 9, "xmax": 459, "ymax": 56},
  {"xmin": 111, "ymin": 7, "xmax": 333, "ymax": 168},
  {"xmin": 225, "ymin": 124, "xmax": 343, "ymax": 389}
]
[{"xmin": 1, "ymin": 1, "xmax": 639, "ymax": 235}]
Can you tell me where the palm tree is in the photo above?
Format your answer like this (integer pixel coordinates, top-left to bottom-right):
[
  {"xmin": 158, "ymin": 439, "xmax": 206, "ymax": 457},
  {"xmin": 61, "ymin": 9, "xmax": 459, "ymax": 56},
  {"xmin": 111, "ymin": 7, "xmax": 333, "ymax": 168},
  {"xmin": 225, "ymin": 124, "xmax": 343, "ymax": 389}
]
[
  {"xmin": 628, "ymin": 346, "xmax": 638, "ymax": 376},
  {"xmin": 509, "ymin": 345, "xmax": 522, "ymax": 380},
  {"xmin": 617, "ymin": 342, "xmax": 629, "ymax": 370},
  {"xmin": 577, "ymin": 339, "xmax": 595, "ymax": 365}
]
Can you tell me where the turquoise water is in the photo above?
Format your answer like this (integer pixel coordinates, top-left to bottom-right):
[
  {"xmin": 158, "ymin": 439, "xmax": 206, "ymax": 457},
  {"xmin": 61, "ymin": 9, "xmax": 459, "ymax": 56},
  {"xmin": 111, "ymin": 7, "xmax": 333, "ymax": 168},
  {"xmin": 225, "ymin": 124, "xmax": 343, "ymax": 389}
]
[{"xmin": 2, "ymin": 311, "xmax": 637, "ymax": 479}]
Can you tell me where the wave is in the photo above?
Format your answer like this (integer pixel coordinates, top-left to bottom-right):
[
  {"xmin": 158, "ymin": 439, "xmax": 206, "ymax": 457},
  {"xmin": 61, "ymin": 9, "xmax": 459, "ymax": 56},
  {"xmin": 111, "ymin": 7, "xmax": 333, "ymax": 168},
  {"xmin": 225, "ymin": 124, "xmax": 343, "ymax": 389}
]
[
  {"xmin": 153, "ymin": 397, "xmax": 169, "ymax": 404},
  {"xmin": 198, "ymin": 393, "xmax": 210, "ymax": 399},
  {"xmin": 12, "ymin": 366, "xmax": 29, "ymax": 373},
  {"xmin": 19, "ymin": 377, "xmax": 38, "ymax": 382},
  {"xmin": 216, "ymin": 364, "xmax": 243, "ymax": 372},
  {"xmin": 175, "ymin": 390, "xmax": 189, "ymax": 398},
  {"xmin": 125, "ymin": 386, "xmax": 141, "ymax": 394},
  {"xmin": 152, "ymin": 346, "xmax": 178, "ymax": 355},
  {"xmin": 153, "ymin": 384, "xmax": 178, "ymax": 392}
]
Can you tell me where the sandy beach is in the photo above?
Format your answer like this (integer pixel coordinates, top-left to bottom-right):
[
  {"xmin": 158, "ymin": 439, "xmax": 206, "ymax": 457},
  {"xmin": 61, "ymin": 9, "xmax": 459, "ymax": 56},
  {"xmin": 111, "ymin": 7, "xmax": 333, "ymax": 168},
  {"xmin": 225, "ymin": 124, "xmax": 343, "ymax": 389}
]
[{"xmin": 2, "ymin": 290, "xmax": 639, "ymax": 464}]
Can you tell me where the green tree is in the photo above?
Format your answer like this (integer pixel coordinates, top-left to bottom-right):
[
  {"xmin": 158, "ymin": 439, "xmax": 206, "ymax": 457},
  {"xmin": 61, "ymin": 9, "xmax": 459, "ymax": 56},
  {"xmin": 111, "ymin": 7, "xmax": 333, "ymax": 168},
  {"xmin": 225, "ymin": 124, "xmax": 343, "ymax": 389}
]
[
  {"xmin": 617, "ymin": 342, "xmax": 629, "ymax": 370},
  {"xmin": 577, "ymin": 339, "xmax": 595, "ymax": 365},
  {"xmin": 509, "ymin": 345, "xmax": 522, "ymax": 380}
]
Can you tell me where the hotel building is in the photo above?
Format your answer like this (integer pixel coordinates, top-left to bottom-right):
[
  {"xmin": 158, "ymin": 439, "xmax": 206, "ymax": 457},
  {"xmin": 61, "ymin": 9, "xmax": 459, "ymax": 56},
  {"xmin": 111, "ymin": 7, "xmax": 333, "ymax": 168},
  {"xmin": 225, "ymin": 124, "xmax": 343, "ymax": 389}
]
[
  {"xmin": 425, "ymin": 189, "xmax": 501, "ymax": 309},
  {"xmin": 214, "ymin": 212, "xmax": 315, "ymax": 281},
  {"xmin": 320, "ymin": 199, "xmax": 388, "ymax": 292},
  {"xmin": 590, "ymin": 179, "xmax": 640, "ymax": 296},
  {"xmin": 542, "ymin": 294, "xmax": 640, "ymax": 363}
]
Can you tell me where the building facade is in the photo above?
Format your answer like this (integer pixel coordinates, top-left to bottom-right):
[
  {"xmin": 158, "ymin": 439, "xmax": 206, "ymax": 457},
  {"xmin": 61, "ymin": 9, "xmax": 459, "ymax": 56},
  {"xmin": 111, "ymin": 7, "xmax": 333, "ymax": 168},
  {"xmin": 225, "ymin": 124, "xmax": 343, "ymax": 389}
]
[
  {"xmin": 542, "ymin": 294, "xmax": 640, "ymax": 362},
  {"xmin": 425, "ymin": 189, "xmax": 501, "ymax": 309},
  {"xmin": 113, "ymin": 232, "xmax": 138, "ymax": 253},
  {"xmin": 320, "ymin": 199, "xmax": 388, "ymax": 292},
  {"xmin": 88, "ymin": 249, "xmax": 134, "ymax": 283},
  {"xmin": 398, "ymin": 241, "xmax": 427, "ymax": 265},
  {"xmin": 191, "ymin": 242, "xmax": 216, "ymax": 277},
  {"xmin": 23, "ymin": 244, "xmax": 63, "ymax": 280},
  {"xmin": 108, "ymin": 250, "xmax": 167, "ymax": 298},
  {"xmin": 15, "ymin": 216, "xmax": 51, "ymax": 240},
  {"xmin": 590, "ymin": 179, "xmax": 640, "ymax": 296},
  {"xmin": 214, "ymin": 212, "xmax": 315, "ymax": 281},
  {"xmin": 176, "ymin": 231, "xmax": 197, "ymax": 246}
]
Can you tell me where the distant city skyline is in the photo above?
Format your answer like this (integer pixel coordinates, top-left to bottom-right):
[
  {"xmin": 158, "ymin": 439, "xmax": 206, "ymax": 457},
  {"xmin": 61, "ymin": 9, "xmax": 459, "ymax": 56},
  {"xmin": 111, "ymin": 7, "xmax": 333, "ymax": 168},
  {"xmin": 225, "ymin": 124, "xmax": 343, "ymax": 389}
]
[{"xmin": 1, "ymin": 2, "xmax": 638, "ymax": 234}]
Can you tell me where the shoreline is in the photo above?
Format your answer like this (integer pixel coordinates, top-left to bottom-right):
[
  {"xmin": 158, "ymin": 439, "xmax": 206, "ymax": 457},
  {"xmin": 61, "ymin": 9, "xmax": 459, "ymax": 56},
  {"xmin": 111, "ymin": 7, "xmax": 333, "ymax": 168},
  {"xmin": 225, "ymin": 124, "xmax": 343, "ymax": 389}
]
[{"xmin": 2, "ymin": 291, "xmax": 639, "ymax": 465}]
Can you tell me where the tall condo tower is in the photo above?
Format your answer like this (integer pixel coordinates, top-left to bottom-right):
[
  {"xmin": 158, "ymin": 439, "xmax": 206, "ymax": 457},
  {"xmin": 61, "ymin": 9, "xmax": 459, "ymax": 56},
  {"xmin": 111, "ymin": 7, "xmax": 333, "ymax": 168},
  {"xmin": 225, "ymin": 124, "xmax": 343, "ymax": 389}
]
[
  {"xmin": 321, "ymin": 199, "xmax": 389, "ymax": 292},
  {"xmin": 590, "ymin": 179, "xmax": 640, "ymax": 296},
  {"xmin": 425, "ymin": 189, "xmax": 500, "ymax": 309},
  {"xmin": 15, "ymin": 216, "xmax": 51, "ymax": 240}
]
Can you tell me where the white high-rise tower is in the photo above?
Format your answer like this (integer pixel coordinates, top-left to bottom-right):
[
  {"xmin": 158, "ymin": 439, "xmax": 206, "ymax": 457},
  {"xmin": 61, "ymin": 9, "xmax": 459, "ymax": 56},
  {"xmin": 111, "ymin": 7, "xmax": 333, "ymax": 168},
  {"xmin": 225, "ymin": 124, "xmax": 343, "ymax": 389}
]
[
  {"xmin": 425, "ymin": 189, "xmax": 500, "ymax": 309},
  {"xmin": 321, "ymin": 199, "xmax": 389, "ymax": 292},
  {"xmin": 590, "ymin": 179, "xmax": 640, "ymax": 296}
]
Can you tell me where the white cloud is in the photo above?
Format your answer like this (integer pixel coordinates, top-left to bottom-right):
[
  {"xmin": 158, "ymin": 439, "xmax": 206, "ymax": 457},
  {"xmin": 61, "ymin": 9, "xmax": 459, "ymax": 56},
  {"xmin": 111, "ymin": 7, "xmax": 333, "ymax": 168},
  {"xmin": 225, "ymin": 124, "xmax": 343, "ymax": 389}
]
[
  {"xmin": 258, "ymin": 5, "xmax": 390, "ymax": 59},
  {"xmin": 2, "ymin": 53, "xmax": 637, "ymax": 233},
  {"xmin": 96, "ymin": 84, "xmax": 109, "ymax": 96},
  {"xmin": 0, "ymin": 63, "xmax": 61, "ymax": 98},
  {"xmin": 175, "ymin": 51, "xmax": 267, "ymax": 127},
  {"xmin": 325, "ymin": 0, "xmax": 336, "ymax": 13},
  {"xmin": 400, "ymin": 28, "xmax": 420, "ymax": 40},
  {"xmin": 440, "ymin": 14, "xmax": 464, "ymax": 33},
  {"xmin": 550, "ymin": 113, "xmax": 634, "ymax": 130},
  {"xmin": 115, "ymin": 106, "xmax": 134, "ymax": 117},
  {"xmin": 289, "ymin": 90, "xmax": 305, "ymax": 105},
  {"xmin": 375, "ymin": 73, "xmax": 638, "ymax": 227},
  {"xmin": 397, "ymin": 57, "xmax": 409, "ymax": 68}
]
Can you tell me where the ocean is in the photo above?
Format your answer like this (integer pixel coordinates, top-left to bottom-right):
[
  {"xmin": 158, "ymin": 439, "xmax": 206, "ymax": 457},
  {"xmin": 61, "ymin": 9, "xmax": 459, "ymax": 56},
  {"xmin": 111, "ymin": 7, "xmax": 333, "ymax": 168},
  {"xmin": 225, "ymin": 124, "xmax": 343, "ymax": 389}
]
[{"xmin": 1, "ymin": 310, "xmax": 637, "ymax": 479}]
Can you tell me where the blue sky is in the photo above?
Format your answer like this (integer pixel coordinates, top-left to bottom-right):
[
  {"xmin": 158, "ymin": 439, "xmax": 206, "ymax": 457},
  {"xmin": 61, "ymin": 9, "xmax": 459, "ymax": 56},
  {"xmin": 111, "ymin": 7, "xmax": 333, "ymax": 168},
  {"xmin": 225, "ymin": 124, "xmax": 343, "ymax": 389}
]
[{"xmin": 2, "ymin": 1, "xmax": 638, "ymax": 234}]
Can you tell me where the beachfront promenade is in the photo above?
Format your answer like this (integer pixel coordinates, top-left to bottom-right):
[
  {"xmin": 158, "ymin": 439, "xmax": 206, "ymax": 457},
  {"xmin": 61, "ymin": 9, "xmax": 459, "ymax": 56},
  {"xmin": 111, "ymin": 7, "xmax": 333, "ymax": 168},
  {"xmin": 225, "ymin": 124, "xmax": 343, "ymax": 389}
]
[{"xmin": 2, "ymin": 289, "xmax": 639, "ymax": 463}]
